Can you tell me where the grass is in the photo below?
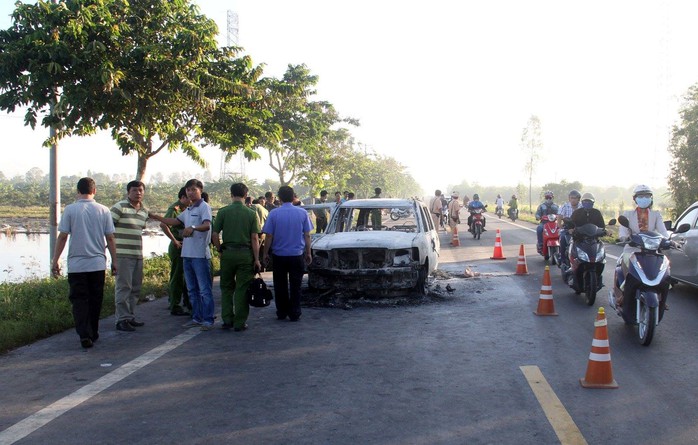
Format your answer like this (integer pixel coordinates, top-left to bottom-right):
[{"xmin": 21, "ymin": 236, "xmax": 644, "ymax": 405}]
[
  {"xmin": 0, "ymin": 254, "xmax": 171, "ymax": 354},
  {"xmin": 0, "ymin": 206, "xmax": 49, "ymax": 218}
]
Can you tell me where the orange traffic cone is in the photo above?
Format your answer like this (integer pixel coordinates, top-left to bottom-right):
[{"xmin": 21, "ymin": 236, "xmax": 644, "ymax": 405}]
[
  {"xmin": 490, "ymin": 229, "xmax": 506, "ymax": 260},
  {"xmin": 450, "ymin": 226, "xmax": 460, "ymax": 246},
  {"xmin": 515, "ymin": 244, "xmax": 529, "ymax": 275},
  {"xmin": 533, "ymin": 266, "xmax": 557, "ymax": 316},
  {"xmin": 580, "ymin": 307, "xmax": 618, "ymax": 389}
]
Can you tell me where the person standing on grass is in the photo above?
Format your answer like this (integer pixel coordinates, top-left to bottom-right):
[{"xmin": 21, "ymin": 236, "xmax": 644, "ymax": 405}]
[
  {"xmin": 150, "ymin": 179, "xmax": 214, "ymax": 331},
  {"xmin": 111, "ymin": 180, "xmax": 149, "ymax": 332},
  {"xmin": 160, "ymin": 186, "xmax": 191, "ymax": 316},
  {"xmin": 212, "ymin": 182, "xmax": 262, "ymax": 332},
  {"xmin": 262, "ymin": 186, "xmax": 313, "ymax": 322},
  {"xmin": 52, "ymin": 177, "xmax": 117, "ymax": 349}
]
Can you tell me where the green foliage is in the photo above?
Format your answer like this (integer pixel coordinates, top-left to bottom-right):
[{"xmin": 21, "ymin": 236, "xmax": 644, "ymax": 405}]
[
  {"xmin": 668, "ymin": 83, "xmax": 698, "ymax": 218},
  {"xmin": 0, "ymin": 255, "xmax": 169, "ymax": 353}
]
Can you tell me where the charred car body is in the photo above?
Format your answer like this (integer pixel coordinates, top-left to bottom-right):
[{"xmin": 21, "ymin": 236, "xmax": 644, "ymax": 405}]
[{"xmin": 307, "ymin": 198, "xmax": 440, "ymax": 294}]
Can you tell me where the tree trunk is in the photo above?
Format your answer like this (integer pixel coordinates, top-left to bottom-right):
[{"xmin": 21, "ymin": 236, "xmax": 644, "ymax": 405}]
[{"xmin": 136, "ymin": 154, "xmax": 148, "ymax": 182}]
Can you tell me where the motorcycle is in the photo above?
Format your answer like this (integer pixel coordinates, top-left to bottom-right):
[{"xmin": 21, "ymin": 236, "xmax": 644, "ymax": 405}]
[
  {"xmin": 507, "ymin": 207, "xmax": 518, "ymax": 222},
  {"xmin": 561, "ymin": 221, "xmax": 612, "ymax": 306},
  {"xmin": 390, "ymin": 207, "xmax": 412, "ymax": 220},
  {"xmin": 469, "ymin": 208, "xmax": 485, "ymax": 240},
  {"xmin": 495, "ymin": 206, "xmax": 503, "ymax": 219},
  {"xmin": 609, "ymin": 215, "xmax": 688, "ymax": 346},
  {"xmin": 540, "ymin": 214, "xmax": 560, "ymax": 264}
]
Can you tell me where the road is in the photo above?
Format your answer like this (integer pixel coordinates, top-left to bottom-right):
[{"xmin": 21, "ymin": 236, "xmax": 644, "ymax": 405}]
[{"xmin": 1, "ymin": 214, "xmax": 698, "ymax": 444}]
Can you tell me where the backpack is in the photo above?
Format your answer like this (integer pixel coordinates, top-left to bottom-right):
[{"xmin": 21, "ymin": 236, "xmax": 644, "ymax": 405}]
[{"xmin": 247, "ymin": 274, "xmax": 274, "ymax": 307}]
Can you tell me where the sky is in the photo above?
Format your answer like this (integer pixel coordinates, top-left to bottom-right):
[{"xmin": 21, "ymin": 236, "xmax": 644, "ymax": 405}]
[{"xmin": 1, "ymin": 0, "xmax": 697, "ymax": 194}]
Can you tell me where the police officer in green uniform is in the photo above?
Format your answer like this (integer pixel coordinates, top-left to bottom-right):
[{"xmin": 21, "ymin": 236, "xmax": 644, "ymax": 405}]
[
  {"xmin": 160, "ymin": 187, "xmax": 191, "ymax": 315},
  {"xmin": 212, "ymin": 183, "xmax": 262, "ymax": 331}
]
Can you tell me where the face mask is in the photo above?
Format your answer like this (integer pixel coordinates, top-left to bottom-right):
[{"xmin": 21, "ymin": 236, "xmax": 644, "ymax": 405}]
[
  {"xmin": 582, "ymin": 201, "xmax": 594, "ymax": 209},
  {"xmin": 635, "ymin": 197, "xmax": 652, "ymax": 209}
]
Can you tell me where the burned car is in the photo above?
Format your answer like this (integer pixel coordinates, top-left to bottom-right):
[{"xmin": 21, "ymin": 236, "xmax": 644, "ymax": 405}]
[{"xmin": 307, "ymin": 198, "xmax": 440, "ymax": 294}]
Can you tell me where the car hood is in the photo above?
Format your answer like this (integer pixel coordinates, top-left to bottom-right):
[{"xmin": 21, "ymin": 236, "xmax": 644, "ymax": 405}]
[{"xmin": 312, "ymin": 231, "xmax": 419, "ymax": 250}]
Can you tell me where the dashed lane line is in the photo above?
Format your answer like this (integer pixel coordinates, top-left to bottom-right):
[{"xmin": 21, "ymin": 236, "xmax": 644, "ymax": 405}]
[
  {"xmin": 520, "ymin": 365, "xmax": 588, "ymax": 445},
  {"xmin": 0, "ymin": 329, "xmax": 200, "ymax": 445}
]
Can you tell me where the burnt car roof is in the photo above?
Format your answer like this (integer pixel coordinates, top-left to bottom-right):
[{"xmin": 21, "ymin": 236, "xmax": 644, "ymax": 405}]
[{"xmin": 338, "ymin": 198, "xmax": 417, "ymax": 208}]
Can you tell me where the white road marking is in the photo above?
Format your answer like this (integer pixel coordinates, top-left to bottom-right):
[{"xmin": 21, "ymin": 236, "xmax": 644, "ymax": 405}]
[
  {"xmin": 520, "ymin": 365, "xmax": 588, "ymax": 445},
  {"xmin": 0, "ymin": 330, "xmax": 200, "ymax": 444}
]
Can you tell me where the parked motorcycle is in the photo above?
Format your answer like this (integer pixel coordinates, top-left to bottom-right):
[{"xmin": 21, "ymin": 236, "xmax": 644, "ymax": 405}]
[
  {"xmin": 469, "ymin": 208, "xmax": 485, "ymax": 239},
  {"xmin": 609, "ymin": 215, "xmax": 688, "ymax": 346},
  {"xmin": 507, "ymin": 207, "xmax": 518, "ymax": 222},
  {"xmin": 390, "ymin": 207, "xmax": 412, "ymax": 220},
  {"xmin": 540, "ymin": 214, "xmax": 560, "ymax": 264},
  {"xmin": 561, "ymin": 221, "xmax": 612, "ymax": 306}
]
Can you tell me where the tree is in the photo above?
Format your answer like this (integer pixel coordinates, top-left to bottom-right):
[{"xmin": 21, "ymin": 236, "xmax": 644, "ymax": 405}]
[
  {"xmin": 260, "ymin": 64, "xmax": 355, "ymax": 187},
  {"xmin": 0, "ymin": 1, "xmax": 265, "ymax": 181},
  {"xmin": 521, "ymin": 115, "xmax": 543, "ymax": 213},
  {"xmin": 668, "ymin": 84, "xmax": 698, "ymax": 216}
]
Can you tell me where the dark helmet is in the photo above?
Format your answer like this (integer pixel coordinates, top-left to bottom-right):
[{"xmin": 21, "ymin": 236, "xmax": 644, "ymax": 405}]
[
  {"xmin": 544, "ymin": 191, "xmax": 554, "ymax": 200},
  {"xmin": 568, "ymin": 189, "xmax": 581, "ymax": 199},
  {"xmin": 473, "ymin": 193, "xmax": 480, "ymax": 200}
]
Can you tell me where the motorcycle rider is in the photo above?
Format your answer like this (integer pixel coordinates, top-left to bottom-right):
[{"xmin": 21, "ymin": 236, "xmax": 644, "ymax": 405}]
[
  {"xmin": 508, "ymin": 194, "xmax": 518, "ymax": 219},
  {"xmin": 557, "ymin": 190, "xmax": 582, "ymax": 266},
  {"xmin": 495, "ymin": 194, "xmax": 504, "ymax": 215},
  {"xmin": 614, "ymin": 184, "xmax": 670, "ymax": 307},
  {"xmin": 467, "ymin": 193, "xmax": 487, "ymax": 232},
  {"xmin": 535, "ymin": 191, "xmax": 559, "ymax": 254},
  {"xmin": 570, "ymin": 193, "xmax": 606, "ymax": 230}
]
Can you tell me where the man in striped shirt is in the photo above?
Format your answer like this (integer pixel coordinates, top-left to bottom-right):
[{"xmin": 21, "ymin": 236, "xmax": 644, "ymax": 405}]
[{"xmin": 111, "ymin": 180, "xmax": 149, "ymax": 332}]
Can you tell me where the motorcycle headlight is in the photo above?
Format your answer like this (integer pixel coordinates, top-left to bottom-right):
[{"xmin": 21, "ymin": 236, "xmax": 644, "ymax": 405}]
[
  {"xmin": 595, "ymin": 248, "xmax": 605, "ymax": 262},
  {"xmin": 576, "ymin": 248, "xmax": 590, "ymax": 262}
]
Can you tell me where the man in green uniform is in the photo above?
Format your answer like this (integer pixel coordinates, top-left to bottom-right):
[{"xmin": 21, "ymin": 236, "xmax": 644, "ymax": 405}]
[
  {"xmin": 160, "ymin": 187, "xmax": 191, "ymax": 315},
  {"xmin": 212, "ymin": 182, "xmax": 262, "ymax": 331}
]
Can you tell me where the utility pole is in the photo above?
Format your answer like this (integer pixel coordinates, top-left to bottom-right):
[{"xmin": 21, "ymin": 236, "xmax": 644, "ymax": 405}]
[
  {"xmin": 220, "ymin": 9, "xmax": 243, "ymax": 180},
  {"xmin": 49, "ymin": 0, "xmax": 60, "ymax": 271}
]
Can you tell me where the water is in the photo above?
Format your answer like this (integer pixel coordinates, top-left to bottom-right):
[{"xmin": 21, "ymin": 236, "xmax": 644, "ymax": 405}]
[{"xmin": 0, "ymin": 232, "xmax": 170, "ymax": 282}]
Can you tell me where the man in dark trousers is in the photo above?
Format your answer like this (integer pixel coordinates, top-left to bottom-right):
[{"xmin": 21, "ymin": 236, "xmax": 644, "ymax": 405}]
[
  {"xmin": 51, "ymin": 177, "xmax": 117, "ymax": 348},
  {"xmin": 212, "ymin": 182, "xmax": 262, "ymax": 331},
  {"xmin": 262, "ymin": 186, "xmax": 313, "ymax": 321},
  {"xmin": 160, "ymin": 186, "xmax": 191, "ymax": 316}
]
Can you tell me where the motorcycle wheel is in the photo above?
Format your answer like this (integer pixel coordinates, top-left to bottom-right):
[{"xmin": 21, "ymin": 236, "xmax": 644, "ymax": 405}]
[
  {"xmin": 549, "ymin": 246, "xmax": 559, "ymax": 266},
  {"xmin": 390, "ymin": 212, "xmax": 400, "ymax": 221},
  {"xmin": 475, "ymin": 224, "xmax": 481, "ymax": 240},
  {"xmin": 585, "ymin": 271, "xmax": 597, "ymax": 306},
  {"xmin": 638, "ymin": 302, "xmax": 656, "ymax": 346}
]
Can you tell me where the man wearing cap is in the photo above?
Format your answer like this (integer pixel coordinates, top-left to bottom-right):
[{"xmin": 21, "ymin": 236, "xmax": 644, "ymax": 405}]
[
  {"xmin": 447, "ymin": 192, "xmax": 461, "ymax": 242},
  {"xmin": 570, "ymin": 192, "xmax": 605, "ymax": 230}
]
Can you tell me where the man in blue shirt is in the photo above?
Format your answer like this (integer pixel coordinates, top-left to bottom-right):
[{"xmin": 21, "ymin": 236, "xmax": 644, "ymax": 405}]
[
  {"xmin": 535, "ymin": 191, "xmax": 560, "ymax": 254},
  {"xmin": 262, "ymin": 186, "xmax": 313, "ymax": 322}
]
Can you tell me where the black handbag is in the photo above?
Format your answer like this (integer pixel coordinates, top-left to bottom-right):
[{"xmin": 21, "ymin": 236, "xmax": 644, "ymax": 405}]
[{"xmin": 248, "ymin": 274, "xmax": 273, "ymax": 307}]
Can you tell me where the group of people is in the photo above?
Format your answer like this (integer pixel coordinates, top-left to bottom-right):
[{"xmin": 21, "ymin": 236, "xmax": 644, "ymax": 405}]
[{"xmin": 53, "ymin": 177, "xmax": 314, "ymax": 349}]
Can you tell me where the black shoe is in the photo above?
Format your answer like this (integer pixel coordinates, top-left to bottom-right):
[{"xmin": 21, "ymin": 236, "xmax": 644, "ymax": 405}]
[
  {"xmin": 234, "ymin": 323, "xmax": 248, "ymax": 332},
  {"xmin": 80, "ymin": 338, "xmax": 94, "ymax": 349},
  {"xmin": 128, "ymin": 319, "xmax": 145, "ymax": 327},
  {"xmin": 221, "ymin": 323, "xmax": 233, "ymax": 330},
  {"xmin": 116, "ymin": 320, "xmax": 135, "ymax": 332},
  {"xmin": 170, "ymin": 307, "xmax": 190, "ymax": 316}
]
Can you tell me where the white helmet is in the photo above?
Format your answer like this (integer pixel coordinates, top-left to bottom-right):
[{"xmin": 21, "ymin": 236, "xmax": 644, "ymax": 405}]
[
  {"xmin": 581, "ymin": 192, "xmax": 595, "ymax": 203},
  {"xmin": 632, "ymin": 184, "xmax": 653, "ymax": 197}
]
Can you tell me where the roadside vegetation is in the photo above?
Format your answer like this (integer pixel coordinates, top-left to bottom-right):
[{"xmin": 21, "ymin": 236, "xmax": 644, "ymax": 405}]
[{"xmin": 0, "ymin": 255, "xmax": 170, "ymax": 354}]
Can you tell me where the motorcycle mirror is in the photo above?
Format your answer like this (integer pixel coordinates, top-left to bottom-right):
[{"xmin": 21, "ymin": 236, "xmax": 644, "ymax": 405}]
[
  {"xmin": 675, "ymin": 223, "xmax": 691, "ymax": 234},
  {"xmin": 608, "ymin": 218, "xmax": 617, "ymax": 226},
  {"xmin": 618, "ymin": 215, "xmax": 630, "ymax": 228}
]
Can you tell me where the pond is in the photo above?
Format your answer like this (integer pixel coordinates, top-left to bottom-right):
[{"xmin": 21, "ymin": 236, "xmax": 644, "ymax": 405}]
[{"xmin": 0, "ymin": 232, "xmax": 170, "ymax": 282}]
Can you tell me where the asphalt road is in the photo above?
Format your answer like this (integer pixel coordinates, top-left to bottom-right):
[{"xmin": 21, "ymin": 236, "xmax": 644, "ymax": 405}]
[{"xmin": 1, "ymin": 214, "xmax": 698, "ymax": 445}]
